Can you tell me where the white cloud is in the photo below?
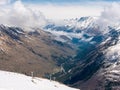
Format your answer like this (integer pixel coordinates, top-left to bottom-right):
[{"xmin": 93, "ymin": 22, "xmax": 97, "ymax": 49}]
[
  {"xmin": 0, "ymin": 0, "xmax": 11, "ymax": 5},
  {"xmin": 0, "ymin": 0, "xmax": 119, "ymax": 30},
  {"xmin": 29, "ymin": 4, "xmax": 102, "ymax": 20},
  {"xmin": 0, "ymin": 0, "xmax": 47, "ymax": 28},
  {"xmin": 96, "ymin": 2, "xmax": 120, "ymax": 33},
  {"xmin": 0, "ymin": 0, "xmax": 103, "ymax": 28}
]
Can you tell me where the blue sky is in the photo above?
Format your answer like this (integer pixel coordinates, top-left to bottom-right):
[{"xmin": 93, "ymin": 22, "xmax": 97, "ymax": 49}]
[
  {"xmin": 21, "ymin": 0, "xmax": 120, "ymax": 4},
  {"xmin": 21, "ymin": 0, "xmax": 119, "ymax": 3}
]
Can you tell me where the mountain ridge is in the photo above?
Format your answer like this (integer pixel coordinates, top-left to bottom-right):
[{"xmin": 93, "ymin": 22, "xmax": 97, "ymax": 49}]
[
  {"xmin": 0, "ymin": 24, "xmax": 76, "ymax": 77},
  {"xmin": 43, "ymin": 16, "xmax": 120, "ymax": 90}
]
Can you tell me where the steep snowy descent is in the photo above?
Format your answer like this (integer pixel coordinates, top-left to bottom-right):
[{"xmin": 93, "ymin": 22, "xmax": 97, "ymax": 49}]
[{"xmin": 0, "ymin": 71, "xmax": 79, "ymax": 90}]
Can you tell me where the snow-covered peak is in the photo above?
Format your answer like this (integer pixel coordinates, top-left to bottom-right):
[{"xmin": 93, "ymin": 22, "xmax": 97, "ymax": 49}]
[
  {"xmin": 44, "ymin": 16, "xmax": 99, "ymax": 43},
  {"xmin": 0, "ymin": 71, "xmax": 79, "ymax": 90},
  {"xmin": 51, "ymin": 16, "xmax": 97, "ymax": 30},
  {"xmin": 68, "ymin": 16, "xmax": 97, "ymax": 29}
]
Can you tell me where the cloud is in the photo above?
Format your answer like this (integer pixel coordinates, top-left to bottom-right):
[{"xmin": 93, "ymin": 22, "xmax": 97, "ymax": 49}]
[
  {"xmin": 0, "ymin": 0, "xmax": 103, "ymax": 29},
  {"xmin": 0, "ymin": 0, "xmax": 11, "ymax": 5},
  {"xmin": 96, "ymin": 2, "xmax": 120, "ymax": 33},
  {"xmin": 29, "ymin": 4, "xmax": 102, "ymax": 20},
  {"xmin": 0, "ymin": 0, "xmax": 47, "ymax": 28},
  {"xmin": 0, "ymin": 0, "xmax": 119, "ymax": 31}
]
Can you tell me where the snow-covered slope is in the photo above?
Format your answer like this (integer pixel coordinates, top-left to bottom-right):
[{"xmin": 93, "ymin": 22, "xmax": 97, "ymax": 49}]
[{"xmin": 0, "ymin": 71, "xmax": 79, "ymax": 90}]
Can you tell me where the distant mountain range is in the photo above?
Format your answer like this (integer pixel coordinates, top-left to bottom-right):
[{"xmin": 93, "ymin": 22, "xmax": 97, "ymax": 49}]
[
  {"xmin": 0, "ymin": 24, "xmax": 76, "ymax": 77},
  {"xmin": 0, "ymin": 16, "xmax": 120, "ymax": 90}
]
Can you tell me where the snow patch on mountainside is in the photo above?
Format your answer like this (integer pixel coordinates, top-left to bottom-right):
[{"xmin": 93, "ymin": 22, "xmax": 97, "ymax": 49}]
[
  {"xmin": 0, "ymin": 71, "xmax": 79, "ymax": 90},
  {"xmin": 105, "ymin": 43, "xmax": 120, "ymax": 62},
  {"xmin": 100, "ymin": 29, "xmax": 120, "ymax": 83}
]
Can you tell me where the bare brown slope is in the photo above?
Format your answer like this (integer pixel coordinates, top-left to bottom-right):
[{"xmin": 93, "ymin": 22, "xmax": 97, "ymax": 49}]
[{"xmin": 0, "ymin": 26, "xmax": 76, "ymax": 77}]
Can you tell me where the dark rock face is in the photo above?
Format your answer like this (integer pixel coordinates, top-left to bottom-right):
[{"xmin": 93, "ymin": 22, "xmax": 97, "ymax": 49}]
[{"xmin": 0, "ymin": 25, "xmax": 25, "ymax": 41}]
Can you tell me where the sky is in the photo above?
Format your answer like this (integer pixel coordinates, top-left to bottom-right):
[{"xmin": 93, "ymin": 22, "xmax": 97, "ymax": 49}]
[
  {"xmin": 0, "ymin": 0, "xmax": 119, "ymax": 19},
  {"xmin": 23, "ymin": 0, "xmax": 120, "ymax": 20},
  {"xmin": 21, "ymin": 0, "xmax": 120, "ymax": 4},
  {"xmin": 0, "ymin": 0, "xmax": 120, "ymax": 28},
  {"xmin": 1, "ymin": 0, "xmax": 119, "ymax": 20}
]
